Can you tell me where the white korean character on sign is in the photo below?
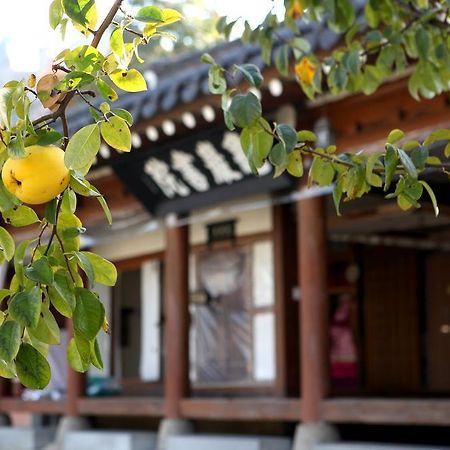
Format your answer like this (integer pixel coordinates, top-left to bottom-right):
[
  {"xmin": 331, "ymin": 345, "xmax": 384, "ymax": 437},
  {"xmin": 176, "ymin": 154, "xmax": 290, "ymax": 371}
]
[
  {"xmin": 196, "ymin": 140, "xmax": 243, "ymax": 184},
  {"xmin": 221, "ymin": 131, "xmax": 252, "ymax": 175},
  {"xmin": 144, "ymin": 157, "xmax": 190, "ymax": 198},
  {"xmin": 171, "ymin": 150, "xmax": 210, "ymax": 192}
]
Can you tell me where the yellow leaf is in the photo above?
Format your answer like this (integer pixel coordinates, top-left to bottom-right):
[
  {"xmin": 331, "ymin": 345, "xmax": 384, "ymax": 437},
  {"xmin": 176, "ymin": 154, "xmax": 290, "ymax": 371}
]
[
  {"xmin": 108, "ymin": 69, "xmax": 147, "ymax": 93},
  {"xmin": 295, "ymin": 57, "xmax": 316, "ymax": 86},
  {"xmin": 100, "ymin": 116, "xmax": 131, "ymax": 152},
  {"xmin": 160, "ymin": 8, "xmax": 182, "ymax": 26},
  {"xmin": 287, "ymin": 0, "xmax": 303, "ymax": 19}
]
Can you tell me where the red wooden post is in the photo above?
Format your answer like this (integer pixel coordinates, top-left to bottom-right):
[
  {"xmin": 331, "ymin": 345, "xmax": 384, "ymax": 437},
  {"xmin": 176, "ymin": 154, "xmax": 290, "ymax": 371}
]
[
  {"xmin": 164, "ymin": 224, "xmax": 189, "ymax": 418},
  {"xmin": 297, "ymin": 194, "xmax": 329, "ymax": 423}
]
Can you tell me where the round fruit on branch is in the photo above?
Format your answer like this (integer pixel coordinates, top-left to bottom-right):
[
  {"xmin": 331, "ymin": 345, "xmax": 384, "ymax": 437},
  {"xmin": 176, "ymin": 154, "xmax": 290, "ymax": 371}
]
[{"xmin": 2, "ymin": 145, "xmax": 70, "ymax": 205}]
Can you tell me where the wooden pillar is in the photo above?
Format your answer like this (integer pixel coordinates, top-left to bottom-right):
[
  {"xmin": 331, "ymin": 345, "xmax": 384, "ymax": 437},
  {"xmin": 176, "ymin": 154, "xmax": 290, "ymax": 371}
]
[
  {"xmin": 273, "ymin": 204, "xmax": 299, "ymax": 397},
  {"xmin": 65, "ymin": 320, "xmax": 86, "ymax": 417},
  {"xmin": 164, "ymin": 225, "xmax": 189, "ymax": 419},
  {"xmin": 297, "ymin": 195, "xmax": 329, "ymax": 423}
]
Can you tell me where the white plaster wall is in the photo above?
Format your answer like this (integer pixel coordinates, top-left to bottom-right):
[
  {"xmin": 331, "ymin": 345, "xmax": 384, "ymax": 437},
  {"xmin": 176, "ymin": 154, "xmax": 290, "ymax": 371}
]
[
  {"xmin": 92, "ymin": 195, "xmax": 273, "ymax": 261},
  {"xmin": 91, "ymin": 228, "xmax": 165, "ymax": 262}
]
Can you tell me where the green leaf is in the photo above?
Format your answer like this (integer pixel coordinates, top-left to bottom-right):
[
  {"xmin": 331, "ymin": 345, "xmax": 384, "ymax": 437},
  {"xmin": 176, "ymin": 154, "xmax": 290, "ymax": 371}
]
[
  {"xmin": 36, "ymin": 130, "xmax": 63, "ymax": 146},
  {"xmin": 62, "ymin": 0, "xmax": 97, "ymax": 28},
  {"xmin": 64, "ymin": 45, "xmax": 103, "ymax": 74},
  {"xmin": 135, "ymin": 6, "xmax": 163, "ymax": 22},
  {"xmin": 109, "ymin": 69, "xmax": 147, "ymax": 93},
  {"xmin": 111, "ymin": 108, "xmax": 133, "ymax": 126},
  {"xmin": 275, "ymin": 45, "xmax": 289, "ymax": 77},
  {"xmin": 0, "ymin": 359, "xmax": 15, "ymax": 379},
  {"xmin": 276, "ymin": 124, "xmax": 297, "ymax": 152},
  {"xmin": 269, "ymin": 143, "xmax": 287, "ymax": 166},
  {"xmin": 67, "ymin": 335, "xmax": 90, "ymax": 372},
  {"xmin": 387, "ymin": 129, "xmax": 404, "ymax": 144},
  {"xmin": 234, "ymin": 64, "xmax": 264, "ymax": 88},
  {"xmin": 73, "ymin": 289, "xmax": 105, "ymax": 340},
  {"xmin": 96, "ymin": 79, "xmax": 118, "ymax": 102},
  {"xmin": 0, "ymin": 179, "xmax": 20, "ymax": 213},
  {"xmin": 398, "ymin": 149, "xmax": 418, "ymax": 179},
  {"xmin": 90, "ymin": 338, "xmax": 103, "ymax": 369},
  {"xmin": 25, "ymin": 256, "xmax": 54, "ymax": 286},
  {"xmin": 297, "ymin": 130, "xmax": 317, "ymax": 142},
  {"xmin": 48, "ymin": 269, "xmax": 76, "ymax": 318},
  {"xmin": 423, "ymin": 129, "xmax": 450, "ymax": 146},
  {"xmin": 419, "ymin": 180, "xmax": 439, "ymax": 217},
  {"xmin": 208, "ymin": 65, "xmax": 226, "ymax": 94},
  {"xmin": 286, "ymin": 150, "xmax": 304, "ymax": 177},
  {"xmin": 384, "ymin": 144, "xmax": 398, "ymax": 191},
  {"xmin": 415, "ymin": 27, "xmax": 430, "ymax": 60},
  {"xmin": 100, "ymin": 116, "xmax": 131, "ymax": 152},
  {"xmin": 96, "ymin": 195, "xmax": 112, "ymax": 225},
  {"xmin": 65, "ymin": 124, "xmax": 100, "ymax": 172},
  {"xmin": 73, "ymin": 251, "xmax": 95, "ymax": 283},
  {"xmin": 445, "ymin": 143, "xmax": 450, "ymax": 158},
  {"xmin": 0, "ymin": 226, "xmax": 14, "ymax": 261},
  {"xmin": 240, "ymin": 119, "xmax": 273, "ymax": 170},
  {"xmin": 9, "ymin": 287, "xmax": 42, "ymax": 329},
  {"xmin": 200, "ymin": 53, "xmax": 215, "ymax": 65},
  {"xmin": 15, "ymin": 343, "xmax": 51, "ymax": 389},
  {"xmin": 56, "ymin": 71, "xmax": 95, "ymax": 91},
  {"xmin": 49, "ymin": 0, "xmax": 63, "ymax": 29},
  {"xmin": 29, "ymin": 306, "xmax": 60, "ymax": 345},
  {"xmin": 230, "ymin": 92, "xmax": 262, "ymax": 128},
  {"xmin": 8, "ymin": 134, "xmax": 26, "ymax": 159},
  {"xmin": 45, "ymin": 199, "xmax": 58, "ymax": 225},
  {"xmin": 0, "ymin": 321, "xmax": 21, "ymax": 362},
  {"xmin": 14, "ymin": 240, "xmax": 31, "ymax": 287},
  {"xmin": 310, "ymin": 156, "xmax": 335, "ymax": 186},
  {"xmin": 2, "ymin": 206, "xmax": 40, "ymax": 227},
  {"xmin": 0, "ymin": 86, "xmax": 16, "ymax": 129},
  {"xmin": 80, "ymin": 251, "xmax": 117, "ymax": 286}
]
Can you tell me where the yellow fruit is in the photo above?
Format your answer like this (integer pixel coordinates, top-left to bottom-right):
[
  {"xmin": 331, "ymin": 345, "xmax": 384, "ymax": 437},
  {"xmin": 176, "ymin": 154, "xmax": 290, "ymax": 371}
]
[{"xmin": 2, "ymin": 145, "xmax": 70, "ymax": 205}]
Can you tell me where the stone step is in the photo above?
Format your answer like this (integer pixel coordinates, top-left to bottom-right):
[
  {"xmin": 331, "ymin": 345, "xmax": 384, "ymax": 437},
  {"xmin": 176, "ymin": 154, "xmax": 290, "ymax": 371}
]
[
  {"xmin": 167, "ymin": 434, "xmax": 291, "ymax": 450},
  {"xmin": 0, "ymin": 426, "xmax": 56, "ymax": 450},
  {"xmin": 318, "ymin": 444, "xmax": 450, "ymax": 450},
  {"xmin": 63, "ymin": 430, "xmax": 157, "ymax": 450}
]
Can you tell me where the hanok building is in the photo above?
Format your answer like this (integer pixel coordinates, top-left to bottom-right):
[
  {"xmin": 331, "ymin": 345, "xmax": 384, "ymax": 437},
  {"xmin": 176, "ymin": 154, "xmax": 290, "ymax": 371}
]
[{"xmin": 1, "ymin": 13, "xmax": 450, "ymax": 450}]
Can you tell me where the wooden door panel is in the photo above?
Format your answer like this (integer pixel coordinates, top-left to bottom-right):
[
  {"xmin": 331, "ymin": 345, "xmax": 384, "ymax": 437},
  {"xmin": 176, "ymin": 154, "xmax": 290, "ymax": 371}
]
[
  {"xmin": 426, "ymin": 252, "xmax": 450, "ymax": 391},
  {"xmin": 363, "ymin": 247, "xmax": 420, "ymax": 393}
]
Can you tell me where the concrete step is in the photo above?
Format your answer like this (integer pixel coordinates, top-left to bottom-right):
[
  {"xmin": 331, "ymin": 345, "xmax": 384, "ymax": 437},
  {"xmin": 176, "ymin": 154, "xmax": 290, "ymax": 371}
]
[
  {"xmin": 63, "ymin": 430, "xmax": 157, "ymax": 450},
  {"xmin": 0, "ymin": 426, "xmax": 56, "ymax": 450},
  {"xmin": 318, "ymin": 444, "xmax": 450, "ymax": 450},
  {"xmin": 167, "ymin": 434, "xmax": 291, "ymax": 450}
]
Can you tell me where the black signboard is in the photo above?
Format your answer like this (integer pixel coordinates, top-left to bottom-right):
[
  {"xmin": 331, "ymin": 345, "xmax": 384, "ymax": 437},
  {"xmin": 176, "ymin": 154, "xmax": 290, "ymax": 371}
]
[{"xmin": 113, "ymin": 127, "xmax": 295, "ymax": 217}]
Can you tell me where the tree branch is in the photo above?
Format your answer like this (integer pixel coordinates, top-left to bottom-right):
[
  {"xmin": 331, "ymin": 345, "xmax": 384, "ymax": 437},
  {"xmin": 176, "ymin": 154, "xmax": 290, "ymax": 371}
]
[{"xmin": 92, "ymin": 0, "xmax": 124, "ymax": 48}]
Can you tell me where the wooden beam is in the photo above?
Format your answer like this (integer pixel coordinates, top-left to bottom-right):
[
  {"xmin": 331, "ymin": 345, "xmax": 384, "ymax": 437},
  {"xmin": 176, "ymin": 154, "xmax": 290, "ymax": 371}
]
[
  {"xmin": 0, "ymin": 399, "xmax": 65, "ymax": 414},
  {"xmin": 77, "ymin": 397, "xmax": 165, "ymax": 417},
  {"xmin": 322, "ymin": 398, "xmax": 450, "ymax": 426},
  {"xmin": 180, "ymin": 398, "xmax": 301, "ymax": 421},
  {"xmin": 164, "ymin": 224, "xmax": 190, "ymax": 419},
  {"xmin": 297, "ymin": 195, "xmax": 329, "ymax": 423}
]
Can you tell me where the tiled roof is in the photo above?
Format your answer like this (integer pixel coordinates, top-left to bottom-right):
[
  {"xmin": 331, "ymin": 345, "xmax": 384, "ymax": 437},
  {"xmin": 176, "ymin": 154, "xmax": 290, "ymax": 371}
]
[{"xmin": 68, "ymin": 0, "xmax": 366, "ymax": 130}]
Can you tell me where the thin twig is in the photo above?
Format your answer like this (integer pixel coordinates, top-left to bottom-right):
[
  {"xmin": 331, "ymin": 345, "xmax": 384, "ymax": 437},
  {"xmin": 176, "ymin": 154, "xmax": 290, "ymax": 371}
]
[{"xmin": 31, "ymin": 0, "xmax": 124, "ymax": 132}]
